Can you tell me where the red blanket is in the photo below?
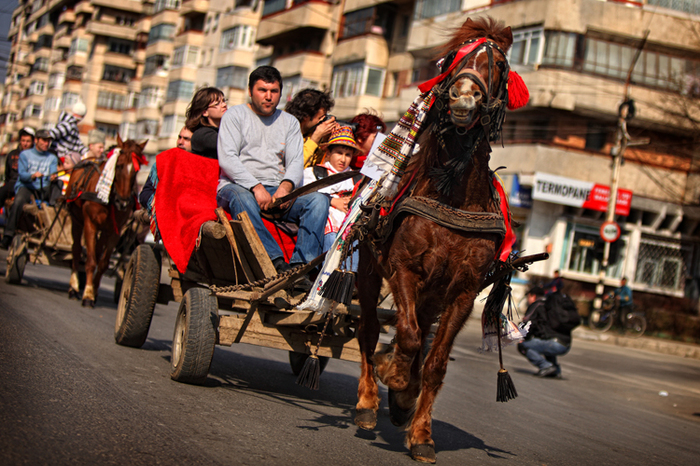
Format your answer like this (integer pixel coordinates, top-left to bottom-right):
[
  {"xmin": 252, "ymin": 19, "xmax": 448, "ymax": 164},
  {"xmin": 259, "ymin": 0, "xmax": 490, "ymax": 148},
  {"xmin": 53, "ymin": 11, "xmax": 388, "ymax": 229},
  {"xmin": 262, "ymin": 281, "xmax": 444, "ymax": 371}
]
[
  {"xmin": 154, "ymin": 148, "xmax": 220, "ymax": 273},
  {"xmin": 153, "ymin": 148, "xmax": 296, "ymax": 272}
]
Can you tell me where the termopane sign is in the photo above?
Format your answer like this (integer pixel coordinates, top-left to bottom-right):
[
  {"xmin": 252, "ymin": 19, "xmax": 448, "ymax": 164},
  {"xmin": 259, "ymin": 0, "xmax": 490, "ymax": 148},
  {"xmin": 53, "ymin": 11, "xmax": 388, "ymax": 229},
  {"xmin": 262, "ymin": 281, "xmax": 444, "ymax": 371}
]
[{"xmin": 532, "ymin": 172, "xmax": 632, "ymax": 216}]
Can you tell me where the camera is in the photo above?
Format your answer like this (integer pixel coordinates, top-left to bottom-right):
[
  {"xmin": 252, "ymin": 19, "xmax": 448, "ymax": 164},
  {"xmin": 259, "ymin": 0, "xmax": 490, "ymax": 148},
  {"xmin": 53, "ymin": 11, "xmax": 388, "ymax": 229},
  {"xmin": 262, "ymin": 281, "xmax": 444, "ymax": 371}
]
[{"xmin": 321, "ymin": 114, "xmax": 357, "ymax": 131}]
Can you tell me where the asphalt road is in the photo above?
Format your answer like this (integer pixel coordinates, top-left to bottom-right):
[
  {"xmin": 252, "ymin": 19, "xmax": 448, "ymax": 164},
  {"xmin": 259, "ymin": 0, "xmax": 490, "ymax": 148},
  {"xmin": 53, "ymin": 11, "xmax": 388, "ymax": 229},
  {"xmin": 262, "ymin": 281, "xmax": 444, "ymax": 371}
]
[{"xmin": 1, "ymin": 255, "xmax": 699, "ymax": 465}]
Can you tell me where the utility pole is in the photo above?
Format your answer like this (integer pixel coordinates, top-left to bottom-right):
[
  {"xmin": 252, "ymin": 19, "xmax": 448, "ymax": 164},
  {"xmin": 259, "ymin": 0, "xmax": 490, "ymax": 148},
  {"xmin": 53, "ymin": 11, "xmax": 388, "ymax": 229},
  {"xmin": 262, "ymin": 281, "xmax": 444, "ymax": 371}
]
[{"xmin": 594, "ymin": 31, "xmax": 650, "ymax": 309}]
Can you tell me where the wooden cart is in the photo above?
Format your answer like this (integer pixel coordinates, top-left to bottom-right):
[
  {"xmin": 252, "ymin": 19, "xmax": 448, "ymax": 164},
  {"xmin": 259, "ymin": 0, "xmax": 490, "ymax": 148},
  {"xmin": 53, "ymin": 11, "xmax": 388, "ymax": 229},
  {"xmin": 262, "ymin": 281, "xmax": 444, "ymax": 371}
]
[
  {"xmin": 114, "ymin": 209, "xmax": 396, "ymax": 384},
  {"xmin": 4, "ymin": 202, "xmax": 142, "ymax": 296}
]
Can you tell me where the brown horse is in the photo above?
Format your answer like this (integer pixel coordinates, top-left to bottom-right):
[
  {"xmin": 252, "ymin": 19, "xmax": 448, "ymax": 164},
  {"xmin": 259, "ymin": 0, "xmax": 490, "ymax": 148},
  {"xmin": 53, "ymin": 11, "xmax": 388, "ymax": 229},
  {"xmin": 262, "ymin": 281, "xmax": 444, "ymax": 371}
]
[
  {"xmin": 354, "ymin": 18, "xmax": 520, "ymax": 463},
  {"xmin": 66, "ymin": 135, "xmax": 147, "ymax": 307}
]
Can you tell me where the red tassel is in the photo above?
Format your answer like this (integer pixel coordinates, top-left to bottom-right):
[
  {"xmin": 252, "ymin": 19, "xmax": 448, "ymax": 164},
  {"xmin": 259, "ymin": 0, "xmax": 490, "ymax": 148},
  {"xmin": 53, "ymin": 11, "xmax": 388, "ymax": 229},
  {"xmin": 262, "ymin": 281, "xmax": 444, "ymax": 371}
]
[{"xmin": 507, "ymin": 71, "xmax": 529, "ymax": 110}]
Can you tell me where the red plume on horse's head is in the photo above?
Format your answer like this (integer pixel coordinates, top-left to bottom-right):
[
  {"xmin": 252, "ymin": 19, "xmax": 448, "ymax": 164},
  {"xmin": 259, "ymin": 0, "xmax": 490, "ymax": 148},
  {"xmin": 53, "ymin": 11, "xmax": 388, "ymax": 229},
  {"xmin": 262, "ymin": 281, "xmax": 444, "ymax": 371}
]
[{"xmin": 507, "ymin": 71, "xmax": 529, "ymax": 110}]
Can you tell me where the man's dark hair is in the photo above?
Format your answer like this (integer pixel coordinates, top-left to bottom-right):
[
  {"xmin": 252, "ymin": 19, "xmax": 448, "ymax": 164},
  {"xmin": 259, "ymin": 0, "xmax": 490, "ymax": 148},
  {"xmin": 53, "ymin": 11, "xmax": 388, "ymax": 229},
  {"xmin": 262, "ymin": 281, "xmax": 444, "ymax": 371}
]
[
  {"xmin": 285, "ymin": 89, "xmax": 334, "ymax": 122},
  {"xmin": 248, "ymin": 66, "xmax": 283, "ymax": 92},
  {"xmin": 527, "ymin": 286, "xmax": 545, "ymax": 297}
]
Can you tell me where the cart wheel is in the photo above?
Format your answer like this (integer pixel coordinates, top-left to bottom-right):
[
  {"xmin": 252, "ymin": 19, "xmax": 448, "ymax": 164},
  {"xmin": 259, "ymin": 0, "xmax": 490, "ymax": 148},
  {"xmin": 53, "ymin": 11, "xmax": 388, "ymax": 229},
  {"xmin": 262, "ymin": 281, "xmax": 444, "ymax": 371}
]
[
  {"xmin": 114, "ymin": 244, "xmax": 160, "ymax": 348},
  {"xmin": 289, "ymin": 351, "xmax": 330, "ymax": 376},
  {"xmin": 5, "ymin": 236, "xmax": 27, "ymax": 285},
  {"xmin": 170, "ymin": 287, "xmax": 218, "ymax": 385}
]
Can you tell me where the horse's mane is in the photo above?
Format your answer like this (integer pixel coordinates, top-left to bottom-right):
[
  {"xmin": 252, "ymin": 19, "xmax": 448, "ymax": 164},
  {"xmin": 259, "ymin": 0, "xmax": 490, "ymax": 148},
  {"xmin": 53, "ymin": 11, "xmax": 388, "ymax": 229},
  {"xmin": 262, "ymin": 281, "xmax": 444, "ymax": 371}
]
[{"xmin": 437, "ymin": 17, "xmax": 513, "ymax": 59}]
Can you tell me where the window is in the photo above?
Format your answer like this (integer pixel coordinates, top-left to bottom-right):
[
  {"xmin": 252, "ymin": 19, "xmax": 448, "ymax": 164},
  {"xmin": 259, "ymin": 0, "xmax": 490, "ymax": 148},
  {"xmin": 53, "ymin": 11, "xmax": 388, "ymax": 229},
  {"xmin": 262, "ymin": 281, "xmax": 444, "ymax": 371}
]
[
  {"xmin": 48, "ymin": 72, "xmax": 65, "ymax": 89},
  {"xmin": 115, "ymin": 16, "xmax": 136, "ymax": 27},
  {"xmin": 648, "ymin": 0, "xmax": 700, "ymax": 15},
  {"xmin": 96, "ymin": 123, "xmax": 120, "ymax": 139},
  {"xmin": 144, "ymin": 55, "xmax": 170, "ymax": 76},
  {"xmin": 216, "ymin": 66, "xmax": 248, "ymax": 89},
  {"xmin": 509, "ymin": 27, "xmax": 544, "ymax": 67},
  {"xmin": 30, "ymin": 57, "xmax": 49, "ymax": 74},
  {"xmin": 44, "ymin": 97, "xmax": 61, "ymax": 112},
  {"xmin": 341, "ymin": 5, "xmax": 395, "ymax": 40},
  {"xmin": 172, "ymin": 46, "xmax": 199, "ymax": 68},
  {"xmin": 159, "ymin": 114, "xmax": 186, "ymax": 137},
  {"xmin": 262, "ymin": 0, "xmax": 287, "ymax": 16},
  {"xmin": 542, "ymin": 31, "xmax": 577, "ymax": 68},
  {"xmin": 147, "ymin": 23, "xmax": 176, "ymax": 45},
  {"xmin": 97, "ymin": 92, "xmax": 126, "ymax": 110},
  {"xmin": 220, "ymin": 25, "xmax": 255, "ymax": 51},
  {"xmin": 119, "ymin": 122, "xmax": 137, "ymax": 141},
  {"xmin": 33, "ymin": 35, "xmax": 52, "ymax": 51},
  {"xmin": 564, "ymin": 223, "xmax": 626, "ymax": 279},
  {"xmin": 28, "ymin": 81, "xmax": 45, "ymax": 96},
  {"xmin": 62, "ymin": 92, "xmax": 80, "ymax": 109},
  {"xmin": 331, "ymin": 62, "xmax": 385, "ymax": 98},
  {"xmin": 166, "ymin": 80, "xmax": 195, "ymax": 101},
  {"xmin": 66, "ymin": 66, "xmax": 83, "ymax": 81},
  {"xmin": 634, "ymin": 236, "xmax": 690, "ymax": 292},
  {"xmin": 154, "ymin": 0, "xmax": 181, "ymax": 13},
  {"xmin": 108, "ymin": 40, "xmax": 133, "ymax": 56},
  {"xmin": 24, "ymin": 104, "xmax": 43, "ymax": 119},
  {"xmin": 136, "ymin": 119, "xmax": 159, "ymax": 138},
  {"xmin": 137, "ymin": 87, "xmax": 165, "ymax": 108},
  {"xmin": 102, "ymin": 65, "xmax": 135, "ymax": 83},
  {"xmin": 280, "ymin": 75, "xmax": 319, "ymax": 105},
  {"xmin": 69, "ymin": 38, "xmax": 90, "ymax": 56},
  {"xmin": 414, "ymin": 0, "xmax": 460, "ymax": 20}
]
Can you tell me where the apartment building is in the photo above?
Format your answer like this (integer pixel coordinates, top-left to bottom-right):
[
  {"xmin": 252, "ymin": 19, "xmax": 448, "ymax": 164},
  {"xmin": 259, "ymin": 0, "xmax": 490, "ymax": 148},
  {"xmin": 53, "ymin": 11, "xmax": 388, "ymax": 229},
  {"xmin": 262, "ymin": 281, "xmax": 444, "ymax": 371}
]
[{"xmin": 0, "ymin": 0, "xmax": 264, "ymax": 156}]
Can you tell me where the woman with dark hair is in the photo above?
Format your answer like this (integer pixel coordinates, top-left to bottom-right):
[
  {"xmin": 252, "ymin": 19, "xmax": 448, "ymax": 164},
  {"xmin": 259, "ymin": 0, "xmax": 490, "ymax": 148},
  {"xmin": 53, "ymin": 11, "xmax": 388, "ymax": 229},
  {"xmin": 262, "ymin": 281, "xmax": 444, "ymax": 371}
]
[
  {"xmin": 185, "ymin": 86, "xmax": 227, "ymax": 159},
  {"xmin": 349, "ymin": 110, "xmax": 386, "ymax": 169},
  {"xmin": 285, "ymin": 88, "xmax": 338, "ymax": 167}
]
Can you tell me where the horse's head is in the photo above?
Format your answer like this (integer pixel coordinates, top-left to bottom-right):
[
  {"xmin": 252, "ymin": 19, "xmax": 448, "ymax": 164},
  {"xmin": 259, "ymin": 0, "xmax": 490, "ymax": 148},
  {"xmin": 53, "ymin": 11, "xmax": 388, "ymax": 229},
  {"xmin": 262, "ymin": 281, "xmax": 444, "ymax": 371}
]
[
  {"xmin": 113, "ymin": 134, "xmax": 148, "ymax": 211},
  {"xmin": 425, "ymin": 18, "xmax": 524, "ymax": 140}
]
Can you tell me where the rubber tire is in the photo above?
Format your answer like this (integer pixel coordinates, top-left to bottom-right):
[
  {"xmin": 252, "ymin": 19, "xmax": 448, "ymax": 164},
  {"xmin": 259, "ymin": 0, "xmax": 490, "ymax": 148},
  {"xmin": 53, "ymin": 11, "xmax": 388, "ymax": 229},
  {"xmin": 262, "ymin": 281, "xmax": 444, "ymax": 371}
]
[
  {"xmin": 625, "ymin": 314, "xmax": 647, "ymax": 339},
  {"xmin": 588, "ymin": 310, "xmax": 614, "ymax": 332},
  {"xmin": 170, "ymin": 288, "xmax": 218, "ymax": 385},
  {"xmin": 289, "ymin": 351, "xmax": 330, "ymax": 376},
  {"xmin": 5, "ymin": 236, "xmax": 27, "ymax": 285},
  {"xmin": 114, "ymin": 244, "xmax": 160, "ymax": 348}
]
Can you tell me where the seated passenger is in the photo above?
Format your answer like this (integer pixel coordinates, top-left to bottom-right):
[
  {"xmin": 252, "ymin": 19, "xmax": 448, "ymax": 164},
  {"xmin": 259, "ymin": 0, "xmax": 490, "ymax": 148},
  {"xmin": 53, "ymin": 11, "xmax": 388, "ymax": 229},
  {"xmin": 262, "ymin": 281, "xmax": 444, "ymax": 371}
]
[
  {"xmin": 187, "ymin": 87, "xmax": 227, "ymax": 159},
  {"xmin": 285, "ymin": 88, "xmax": 338, "ymax": 168},
  {"xmin": 1, "ymin": 130, "xmax": 61, "ymax": 249},
  {"xmin": 349, "ymin": 111, "xmax": 386, "ymax": 169},
  {"xmin": 302, "ymin": 126, "xmax": 361, "ymax": 252},
  {"xmin": 216, "ymin": 66, "xmax": 329, "ymax": 285},
  {"xmin": 0, "ymin": 127, "xmax": 34, "ymax": 210}
]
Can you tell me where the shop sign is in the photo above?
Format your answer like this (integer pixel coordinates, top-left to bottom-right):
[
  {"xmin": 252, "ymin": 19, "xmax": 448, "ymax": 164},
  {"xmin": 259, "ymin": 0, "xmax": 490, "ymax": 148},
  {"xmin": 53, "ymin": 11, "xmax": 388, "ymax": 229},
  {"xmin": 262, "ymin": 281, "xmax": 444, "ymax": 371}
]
[{"xmin": 533, "ymin": 172, "xmax": 632, "ymax": 216}]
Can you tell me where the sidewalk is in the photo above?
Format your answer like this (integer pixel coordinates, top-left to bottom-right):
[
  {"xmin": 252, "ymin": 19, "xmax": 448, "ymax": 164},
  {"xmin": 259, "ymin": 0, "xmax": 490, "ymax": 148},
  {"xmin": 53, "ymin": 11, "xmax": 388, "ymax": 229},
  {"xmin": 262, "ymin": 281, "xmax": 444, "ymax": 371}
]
[{"xmin": 472, "ymin": 294, "xmax": 700, "ymax": 361}]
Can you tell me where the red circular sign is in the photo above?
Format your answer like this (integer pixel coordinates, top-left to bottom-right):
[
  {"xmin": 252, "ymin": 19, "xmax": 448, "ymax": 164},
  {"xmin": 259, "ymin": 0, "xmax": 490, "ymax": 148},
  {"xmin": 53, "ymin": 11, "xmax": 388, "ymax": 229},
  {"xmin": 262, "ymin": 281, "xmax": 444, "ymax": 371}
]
[{"xmin": 600, "ymin": 221, "xmax": 621, "ymax": 243}]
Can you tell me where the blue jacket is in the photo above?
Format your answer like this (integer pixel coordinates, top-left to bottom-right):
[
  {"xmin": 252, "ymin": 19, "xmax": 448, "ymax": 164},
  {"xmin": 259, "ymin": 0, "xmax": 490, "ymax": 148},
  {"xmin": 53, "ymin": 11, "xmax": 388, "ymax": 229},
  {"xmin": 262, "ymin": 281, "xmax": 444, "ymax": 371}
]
[
  {"xmin": 614, "ymin": 285, "xmax": 633, "ymax": 307},
  {"xmin": 15, "ymin": 147, "xmax": 58, "ymax": 192}
]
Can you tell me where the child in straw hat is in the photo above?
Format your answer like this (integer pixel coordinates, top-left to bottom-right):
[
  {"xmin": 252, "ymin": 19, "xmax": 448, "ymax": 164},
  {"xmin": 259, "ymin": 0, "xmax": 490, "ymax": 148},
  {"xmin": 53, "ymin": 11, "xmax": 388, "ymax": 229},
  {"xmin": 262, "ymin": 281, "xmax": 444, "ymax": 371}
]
[{"xmin": 302, "ymin": 125, "xmax": 361, "ymax": 252}]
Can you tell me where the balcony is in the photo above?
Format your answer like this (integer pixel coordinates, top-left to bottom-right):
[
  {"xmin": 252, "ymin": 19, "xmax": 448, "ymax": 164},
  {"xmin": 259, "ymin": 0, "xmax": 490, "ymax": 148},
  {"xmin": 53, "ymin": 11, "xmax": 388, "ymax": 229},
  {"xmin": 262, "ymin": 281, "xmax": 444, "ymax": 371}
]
[
  {"xmin": 91, "ymin": 0, "xmax": 143, "ymax": 14},
  {"xmin": 181, "ymin": 0, "xmax": 210, "ymax": 17},
  {"xmin": 257, "ymin": 1, "xmax": 333, "ymax": 46},
  {"xmin": 87, "ymin": 21, "xmax": 139, "ymax": 41},
  {"xmin": 55, "ymin": 36, "xmax": 72, "ymax": 49},
  {"xmin": 75, "ymin": 0, "xmax": 95, "ymax": 15},
  {"xmin": 274, "ymin": 51, "xmax": 327, "ymax": 81},
  {"xmin": 58, "ymin": 8, "xmax": 76, "ymax": 25}
]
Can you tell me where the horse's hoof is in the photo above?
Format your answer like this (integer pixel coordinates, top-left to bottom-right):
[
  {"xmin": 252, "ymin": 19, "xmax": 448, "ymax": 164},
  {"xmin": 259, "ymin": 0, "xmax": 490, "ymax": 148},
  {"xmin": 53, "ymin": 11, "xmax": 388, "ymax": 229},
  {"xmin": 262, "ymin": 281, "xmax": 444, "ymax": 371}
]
[
  {"xmin": 410, "ymin": 444, "xmax": 436, "ymax": 464},
  {"xmin": 354, "ymin": 409, "xmax": 377, "ymax": 431},
  {"xmin": 388, "ymin": 388, "xmax": 414, "ymax": 427},
  {"xmin": 68, "ymin": 289, "xmax": 80, "ymax": 300},
  {"xmin": 82, "ymin": 299, "xmax": 95, "ymax": 308}
]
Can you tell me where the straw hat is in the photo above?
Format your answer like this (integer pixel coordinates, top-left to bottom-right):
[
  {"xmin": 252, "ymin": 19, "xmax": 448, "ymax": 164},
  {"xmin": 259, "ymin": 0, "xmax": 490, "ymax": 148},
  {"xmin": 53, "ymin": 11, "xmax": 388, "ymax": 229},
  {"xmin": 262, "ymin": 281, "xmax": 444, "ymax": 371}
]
[{"xmin": 321, "ymin": 125, "xmax": 361, "ymax": 153}]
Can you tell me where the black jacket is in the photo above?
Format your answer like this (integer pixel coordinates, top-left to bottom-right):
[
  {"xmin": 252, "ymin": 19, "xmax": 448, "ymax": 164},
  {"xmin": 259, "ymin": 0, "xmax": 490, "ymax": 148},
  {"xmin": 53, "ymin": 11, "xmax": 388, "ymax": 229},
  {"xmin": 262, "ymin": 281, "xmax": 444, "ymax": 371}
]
[
  {"xmin": 190, "ymin": 126, "xmax": 219, "ymax": 160},
  {"xmin": 524, "ymin": 298, "xmax": 572, "ymax": 346}
]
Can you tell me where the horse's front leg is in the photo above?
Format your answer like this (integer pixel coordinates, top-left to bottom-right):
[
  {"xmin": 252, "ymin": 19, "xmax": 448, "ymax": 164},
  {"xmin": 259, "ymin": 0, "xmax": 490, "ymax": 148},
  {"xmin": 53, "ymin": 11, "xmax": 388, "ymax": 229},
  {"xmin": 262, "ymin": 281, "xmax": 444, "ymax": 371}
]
[
  {"xmin": 81, "ymin": 218, "xmax": 99, "ymax": 308},
  {"xmin": 406, "ymin": 291, "xmax": 477, "ymax": 464},
  {"xmin": 354, "ymin": 245, "xmax": 383, "ymax": 430},
  {"xmin": 68, "ymin": 206, "xmax": 83, "ymax": 300},
  {"xmin": 92, "ymin": 228, "xmax": 121, "ymax": 301},
  {"xmin": 374, "ymin": 268, "xmax": 422, "ymax": 392}
]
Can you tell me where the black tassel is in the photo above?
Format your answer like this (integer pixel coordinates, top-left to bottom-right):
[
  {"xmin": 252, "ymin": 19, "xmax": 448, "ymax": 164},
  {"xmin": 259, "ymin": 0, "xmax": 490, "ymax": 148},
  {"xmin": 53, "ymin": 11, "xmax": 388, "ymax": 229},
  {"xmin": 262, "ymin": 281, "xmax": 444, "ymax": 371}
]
[
  {"xmin": 496, "ymin": 369, "xmax": 518, "ymax": 402},
  {"xmin": 296, "ymin": 354, "xmax": 321, "ymax": 390},
  {"xmin": 321, "ymin": 270, "xmax": 355, "ymax": 305}
]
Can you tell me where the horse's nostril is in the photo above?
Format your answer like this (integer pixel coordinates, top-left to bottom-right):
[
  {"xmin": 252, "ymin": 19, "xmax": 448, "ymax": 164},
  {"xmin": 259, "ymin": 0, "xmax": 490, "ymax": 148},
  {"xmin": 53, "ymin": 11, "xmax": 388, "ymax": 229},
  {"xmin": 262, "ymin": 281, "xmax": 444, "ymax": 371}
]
[{"xmin": 449, "ymin": 86, "xmax": 461, "ymax": 100}]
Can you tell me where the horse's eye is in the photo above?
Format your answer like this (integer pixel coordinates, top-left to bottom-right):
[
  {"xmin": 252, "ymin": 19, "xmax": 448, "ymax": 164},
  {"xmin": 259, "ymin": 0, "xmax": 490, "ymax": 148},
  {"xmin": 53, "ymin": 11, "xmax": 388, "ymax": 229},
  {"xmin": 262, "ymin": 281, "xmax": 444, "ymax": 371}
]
[{"xmin": 497, "ymin": 61, "xmax": 506, "ymax": 71}]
